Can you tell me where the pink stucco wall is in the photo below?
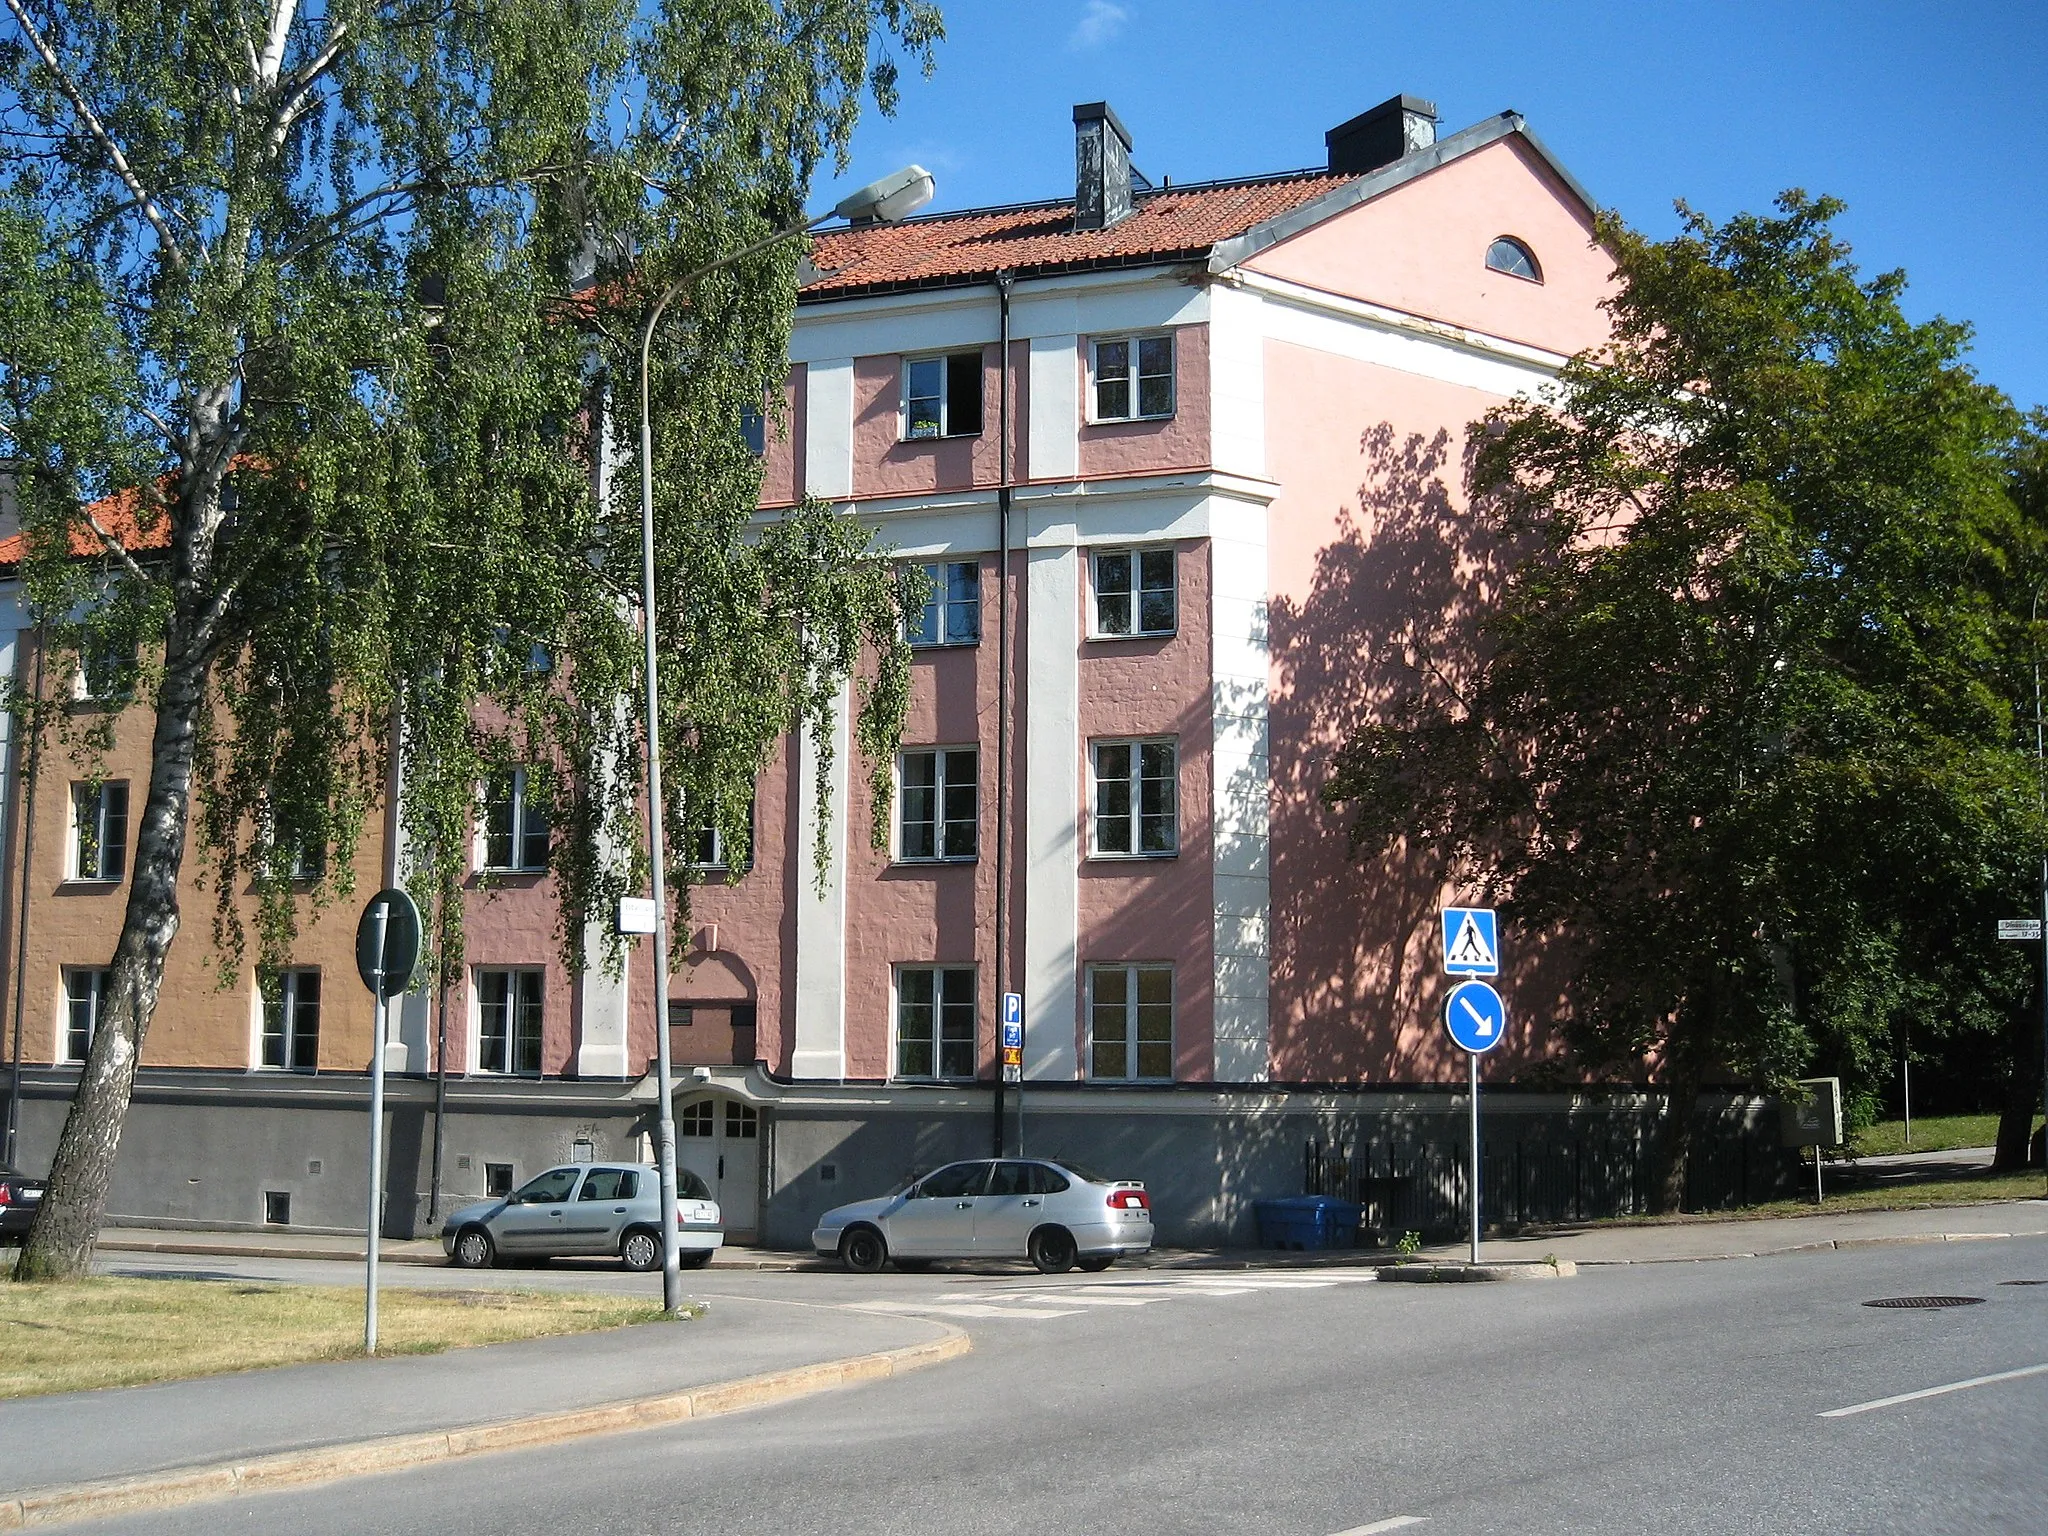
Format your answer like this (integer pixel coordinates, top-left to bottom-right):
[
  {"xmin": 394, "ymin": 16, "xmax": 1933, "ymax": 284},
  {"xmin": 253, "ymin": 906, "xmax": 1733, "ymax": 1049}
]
[
  {"xmin": 840, "ymin": 550, "xmax": 1025, "ymax": 1080},
  {"xmin": 1261, "ymin": 338, "xmax": 1575, "ymax": 1086},
  {"xmin": 757, "ymin": 369, "xmax": 802, "ymax": 508},
  {"xmin": 845, "ymin": 342, "xmax": 1029, "ymax": 502},
  {"xmin": 1246, "ymin": 137, "xmax": 1614, "ymax": 359},
  {"xmin": 1075, "ymin": 324, "xmax": 1211, "ymax": 481},
  {"xmin": 1075, "ymin": 540, "xmax": 1214, "ymax": 1080}
]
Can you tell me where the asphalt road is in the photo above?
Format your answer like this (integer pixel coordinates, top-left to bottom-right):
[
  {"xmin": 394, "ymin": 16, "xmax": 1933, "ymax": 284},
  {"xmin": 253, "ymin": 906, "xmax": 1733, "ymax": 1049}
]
[{"xmin": 82, "ymin": 1238, "xmax": 2048, "ymax": 1534}]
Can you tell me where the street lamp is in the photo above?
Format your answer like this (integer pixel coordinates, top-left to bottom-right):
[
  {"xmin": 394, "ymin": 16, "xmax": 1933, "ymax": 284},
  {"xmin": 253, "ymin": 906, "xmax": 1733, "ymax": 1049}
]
[{"xmin": 636, "ymin": 166, "xmax": 933, "ymax": 1314}]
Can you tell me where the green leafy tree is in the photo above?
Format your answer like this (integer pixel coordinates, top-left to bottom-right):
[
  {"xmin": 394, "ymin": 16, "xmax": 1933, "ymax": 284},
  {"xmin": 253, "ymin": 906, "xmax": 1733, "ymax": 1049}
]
[
  {"xmin": 1324, "ymin": 194, "xmax": 2042, "ymax": 1210},
  {"xmin": 1, "ymin": 0, "xmax": 939, "ymax": 1280}
]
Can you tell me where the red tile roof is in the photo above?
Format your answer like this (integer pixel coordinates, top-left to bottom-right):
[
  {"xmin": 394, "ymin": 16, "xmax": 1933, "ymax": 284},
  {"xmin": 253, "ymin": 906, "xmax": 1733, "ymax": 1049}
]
[
  {"xmin": 802, "ymin": 170, "xmax": 1354, "ymax": 298},
  {"xmin": 0, "ymin": 483, "xmax": 169, "ymax": 570}
]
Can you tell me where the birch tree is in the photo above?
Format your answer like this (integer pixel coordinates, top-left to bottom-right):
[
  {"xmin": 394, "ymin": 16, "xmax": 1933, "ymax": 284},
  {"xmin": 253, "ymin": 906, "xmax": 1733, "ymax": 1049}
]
[{"xmin": 1, "ymin": 0, "xmax": 938, "ymax": 1280}]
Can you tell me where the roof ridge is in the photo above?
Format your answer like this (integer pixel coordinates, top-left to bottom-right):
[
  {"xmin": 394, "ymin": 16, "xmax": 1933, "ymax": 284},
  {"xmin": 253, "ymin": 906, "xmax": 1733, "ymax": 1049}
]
[{"xmin": 868, "ymin": 163, "xmax": 1346, "ymax": 229}]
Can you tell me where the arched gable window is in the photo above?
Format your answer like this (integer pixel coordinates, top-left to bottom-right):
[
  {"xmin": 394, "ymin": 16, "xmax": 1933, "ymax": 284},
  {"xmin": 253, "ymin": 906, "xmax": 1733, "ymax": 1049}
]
[{"xmin": 1485, "ymin": 236, "xmax": 1542, "ymax": 283}]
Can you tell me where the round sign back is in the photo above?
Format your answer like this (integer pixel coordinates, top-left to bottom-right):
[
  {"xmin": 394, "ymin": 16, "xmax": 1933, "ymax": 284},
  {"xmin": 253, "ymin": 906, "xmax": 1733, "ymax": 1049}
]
[{"xmin": 355, "ymin": 888, "xmax": 424, "ymax": 1000}]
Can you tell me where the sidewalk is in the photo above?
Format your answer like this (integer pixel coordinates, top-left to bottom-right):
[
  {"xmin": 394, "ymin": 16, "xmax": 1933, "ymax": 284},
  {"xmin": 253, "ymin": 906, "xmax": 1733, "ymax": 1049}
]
[
  {"xmin": 95, "ymin": 1192, "xmax": 2048, "ymax": 1273},
  {"xmin": 0, "ymin": 1290, "xmax": 958, "ymax": 1524}
]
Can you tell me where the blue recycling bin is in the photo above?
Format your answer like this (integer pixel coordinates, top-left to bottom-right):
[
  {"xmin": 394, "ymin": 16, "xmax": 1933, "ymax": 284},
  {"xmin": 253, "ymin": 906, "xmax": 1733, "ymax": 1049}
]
[{"xmin": 1253, "ymin": 1195, "xmax": 1363, "ymax": 1251}]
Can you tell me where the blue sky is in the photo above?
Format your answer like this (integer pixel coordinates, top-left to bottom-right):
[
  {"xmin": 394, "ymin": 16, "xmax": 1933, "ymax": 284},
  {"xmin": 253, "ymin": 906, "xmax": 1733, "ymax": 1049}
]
[{"xmin": 824, "ymin": 0, "xmax": 2048, "ymax": 413}]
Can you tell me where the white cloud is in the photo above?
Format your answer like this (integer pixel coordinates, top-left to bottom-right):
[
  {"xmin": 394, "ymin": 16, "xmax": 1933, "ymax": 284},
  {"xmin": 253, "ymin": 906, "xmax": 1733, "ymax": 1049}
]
[{"xmin": 1069, "ymin": 0, "xmax": 1129, "ymax": 51}]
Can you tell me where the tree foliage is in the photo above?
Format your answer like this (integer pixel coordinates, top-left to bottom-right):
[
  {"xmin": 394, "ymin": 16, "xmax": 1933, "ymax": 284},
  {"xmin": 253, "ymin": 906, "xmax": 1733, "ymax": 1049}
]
[
  {"xmin": 0, "ymin": 0, "xmax": 940, "ymax": 1277},
  {"xmin": 1323, "ymin": 193, "xmax": 2045, "ymax": 1208}
]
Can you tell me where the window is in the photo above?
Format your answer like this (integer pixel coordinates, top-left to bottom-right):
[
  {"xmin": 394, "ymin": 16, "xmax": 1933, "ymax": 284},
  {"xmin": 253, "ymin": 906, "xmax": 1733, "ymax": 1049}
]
[
  {"xmin": 989, "ymin": 1160, "xmax": 1071, "ymax": 1196},
  {"xmin": 259, "ymin": 968, "xmax": 322, "ymax": 1072},
  {"xmin": 1090, "ymin": 738, "xmax": 1178, "ymax": 856},
  {"xmin": 904, "ymin": 560, "xmax": 981, "ymax": 647},
  {"xmin": 62, "ymin": 968, "xmax": 110, "ymax": 1064},
  {"xmin": 287, "ymin": 838, "xmax": 327, "ymax": 882},
  {"xmin": 725, "ymin": 1102, "xmax": 758, "ymax": 1139},
  {"xmin": 896, "ymin": 966, "xmax": 976, "ymax": 1080},
  {"xmin": 902, "ymin": 351, "xmax": 984, "ymax": 440},
  {"xmin": 75, "ymin": 635, "xmax": 136, "ymax": 703},
  {"xmin": 1091, "ymin": 547, "xmax": 1175, "ymax": 637},
  {"xmin": 1485, "ymin": 236, "xmax": 1541, "ymax": 283},
  {"xmin": 480, "ymin": 769, "xmax": 550, "ymax": 872},
  {"xmin": 1089, "ymin": 963, "xmax": 1174, "ymax": 1080},
  {"xmin": 739, "ymin": 407, "xmax": 767, "ymax": 456},
  {"xmin": 264, "ymin": 1191, "xmax": 291, "ymax": 1225},
  {"xmin": 668, "ymin": 1002, "xmax": 694, "ymax": 1029},
  {"xmin": 485, "ymin": 1162, "xmax": 515, "ymax": 1198},
  {"xmin": 1091, "ymin": 334, "xmax": 1174, "ymax": 422},
  {"xmin": 69, "ymin": 782, "xmax": 128, "ymax": 882},
  {"xmin": 511, "ymin": 1167, "xmax": 580, "ymax": 1204},
  {"xmin": 898, "ymin": 748, "xmax": 978, "ymax": 861},
  {"xmin": 692, "ymin": 796, "xmax": 755, "ymax": 872},
  {"xmin": 578, "ymin": 1168, "xmax": 640, "ymax": 1201},
  {"xmin": 680, "ymin": 1100, "xmax": 715, "ymax": 1136},
  {"xmin": 913, "ymin": 1161, "xmax": 989, "ymax": 1199},
  {"xmin": 477, "ymin": 969, "xmax": 543, "ymax": 1075}
]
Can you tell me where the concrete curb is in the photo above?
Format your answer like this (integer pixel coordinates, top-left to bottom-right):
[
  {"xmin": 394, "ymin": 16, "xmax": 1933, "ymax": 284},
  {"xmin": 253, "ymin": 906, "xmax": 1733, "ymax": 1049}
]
[
  {"xmin": 0, "ymin": 1327, "xmax": 970, "ymax": 1530},
  {"xmin": 1573, "ymin": 1231, "xmax": 2025, "ymax": 1266},
  {"xmin": 93, "ymin": 1237, "xmax": 823, "ymax": 1270},
  {"xmin": 1377, "ymin": 1260, "xmax": 1577, "ymax": 1283}
]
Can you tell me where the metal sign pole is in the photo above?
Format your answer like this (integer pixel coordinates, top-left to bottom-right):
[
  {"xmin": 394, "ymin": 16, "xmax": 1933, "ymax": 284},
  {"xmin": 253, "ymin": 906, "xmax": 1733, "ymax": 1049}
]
[
  {"xmin": 365, "ymin": 902, "xmax": 389, "ymax": 1356},
  {"xmin": 1469, "ymin": 1052, "xmax": 1482, "ymax": 1265}
]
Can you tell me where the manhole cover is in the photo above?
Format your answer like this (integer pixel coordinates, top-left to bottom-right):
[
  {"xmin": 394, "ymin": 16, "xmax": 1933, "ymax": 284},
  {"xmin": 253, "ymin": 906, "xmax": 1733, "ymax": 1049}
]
[{"xmin": 1862, "ymin": 1295, "xmax": 1985, "ymax": 1309}]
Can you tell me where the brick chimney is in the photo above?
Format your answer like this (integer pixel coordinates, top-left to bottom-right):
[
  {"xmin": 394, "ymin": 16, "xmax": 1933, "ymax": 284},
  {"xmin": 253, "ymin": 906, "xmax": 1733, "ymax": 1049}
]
[
  {"xmin": 1074, "ymin": 101, "xmax": 1134, "ymax": 232},
  {"xmin": 1326, "ymin": 94, "xmax": 1437, "ymax": 176}
]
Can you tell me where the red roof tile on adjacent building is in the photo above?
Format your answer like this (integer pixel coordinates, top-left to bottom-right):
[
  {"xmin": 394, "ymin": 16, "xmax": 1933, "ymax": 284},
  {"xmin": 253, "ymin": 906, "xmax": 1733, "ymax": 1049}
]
[
  {"xmin": 802, "ymin": 170, "xmax": 1354, "ymax": 298},
  {"xmin": 0, "ymin": 483, "xmax": 171, "ymax": 570}
]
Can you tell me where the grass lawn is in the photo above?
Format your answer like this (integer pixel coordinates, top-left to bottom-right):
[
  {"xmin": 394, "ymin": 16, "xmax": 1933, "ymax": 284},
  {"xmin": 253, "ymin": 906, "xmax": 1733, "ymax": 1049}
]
[
  {"xmin": 1850, "ymin": 1113, "xmax": 2039, "ymax": 1158},
  {"xmin": 1530, "ymin": 1166, "xmax": 2048, "ymax": 1232},
  {"xmin": 0, "ymin": 1277, "xmax": 687, "ymax": 1398}
]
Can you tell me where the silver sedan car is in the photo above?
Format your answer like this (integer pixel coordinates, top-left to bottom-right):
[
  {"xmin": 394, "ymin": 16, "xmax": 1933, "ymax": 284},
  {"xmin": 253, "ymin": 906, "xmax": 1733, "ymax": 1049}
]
[
  {"xmin": 442, "ymin": 1163, "xmax": 723, "ymax": 1271},
  {"xmin": 812, "ymin": 1157, "xmax": 1153, "ymax": 1274}
]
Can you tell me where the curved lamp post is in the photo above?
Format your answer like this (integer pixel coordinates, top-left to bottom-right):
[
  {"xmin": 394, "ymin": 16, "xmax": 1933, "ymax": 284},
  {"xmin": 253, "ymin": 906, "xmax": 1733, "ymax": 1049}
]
[{"xmin": 637, "ymin": 166, "xmax": 933, "ymax": 1313}]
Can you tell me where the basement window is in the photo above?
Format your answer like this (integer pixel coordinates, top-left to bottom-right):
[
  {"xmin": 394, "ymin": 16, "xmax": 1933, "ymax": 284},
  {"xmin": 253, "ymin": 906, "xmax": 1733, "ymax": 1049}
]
[{"xmin": 264, "ymin": 1191, "xmax": 291, "ymax": 1226}]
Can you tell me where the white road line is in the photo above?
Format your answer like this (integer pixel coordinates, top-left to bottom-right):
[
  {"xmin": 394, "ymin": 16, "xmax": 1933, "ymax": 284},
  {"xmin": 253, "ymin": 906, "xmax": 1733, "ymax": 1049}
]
[
  {"xmin": 855, "ymin": 1300, "xmax": 1083, "ymax": 1320},
  {"xmin": 1820, "ymin": 1362, "xmax": 2048, "ymax": 1418},
  {"xmin": 993, "ymin": 1291, "xmax": 1159, "ymax": 1306},
  {"xmin": 1332, "ymin": 1517, "xmax": 1427, "ymax": 1534}
]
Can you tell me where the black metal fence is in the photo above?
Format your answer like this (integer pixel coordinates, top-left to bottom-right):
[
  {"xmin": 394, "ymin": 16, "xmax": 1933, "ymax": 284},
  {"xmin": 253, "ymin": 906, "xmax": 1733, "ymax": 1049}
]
[{"xmin": 1303, "ymin": 1107, "xmax": 1801, "ymax": 1240}]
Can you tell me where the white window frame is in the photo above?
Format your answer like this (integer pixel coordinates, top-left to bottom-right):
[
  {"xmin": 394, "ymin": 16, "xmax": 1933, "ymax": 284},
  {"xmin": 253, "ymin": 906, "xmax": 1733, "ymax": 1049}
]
[
  {"xmin": 896, "ymin": 747, "xmax": 979, "ymax": 862},
  {"xmin": 1088, "ymin": 546, "xmax": 1177, "ymax": 639},
  {"xmin": 60, "ymin": 968, "xmax": 110, "ymax": 1065},
  {"xmin": 475, "ymin": 967, "xmax": 544, "ymax": 1076},
  {"xmin": 478, "ymin": 768, "xmax": 550, "ymax": 873},
  {"xmin": 73, "ymin": 634, "xmax": 136, "ymax": 704},
  {"xmin": 1086, "ymin": 963, "xmax": 1175, "ymax": 1082},
  {"xmin": 258, "ymin": 967, "xmax": 322, "ymax": 1073},
  {"xmin": 1088, "ymin": 737, "xmax": 1179, "ymax": 858},
  {"xmin": 903, "ymin": 559, "xmax": 982, "ymax": 648},
  {"xmin": 899, "ymin": 350, "xmax": 985, "ymax": 441},
  {"xmin": 893, "ymin": 964, "xmax": 977, "ymax": 1081},
  {"xmin": 1088, "ymin": 333, "xmax": 1175, "ymax": 423},
  {"xmin": 691, "ymin": 794, "xmax": 756, "ymax": 874},
  {"xmin": 68, "ymin": 781, "xmax": 129, "ymax": 882}
]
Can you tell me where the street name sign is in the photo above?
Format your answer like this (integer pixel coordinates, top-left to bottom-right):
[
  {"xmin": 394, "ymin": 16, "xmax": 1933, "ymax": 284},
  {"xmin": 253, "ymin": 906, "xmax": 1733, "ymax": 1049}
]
[
  {"xmin": 1442, "ymin": 907, "xmax": 1499, "ymax": 976},
  {"xmin": 1444, "ymin": 980, "xmax": 1507, "ymax": 1054},
  {"xmin": 616, "ymin": 896, "xmax": 659, "ymax": 935},
  {"xmin": 1998, "ymin": 919, "xmax": 2043, "ymax": 941}
]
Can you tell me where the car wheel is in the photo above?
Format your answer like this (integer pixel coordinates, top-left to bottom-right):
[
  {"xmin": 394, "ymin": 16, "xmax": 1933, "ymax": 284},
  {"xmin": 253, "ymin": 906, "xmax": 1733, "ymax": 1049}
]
[
  {"xmin": 451, "ymin": 1226, "xmax": 495, "ymax": 1269},
  {"xmin": 841, "ymin": 1226, "xmax": 888, "ymax": 1274},
  {"xmin": 1028, "ymin": 1226, "xmax": 1077, "ymax": 1275},
  {"xmin": 1077, "ymin": 1254, "xmax": 1115, "ymax": 1272},
  {"xmin": 893, "ymin": 1257, "xmax": 933, "ymax": 1273},
  {"xmin": 680, "ymin": 1249, "xmax": 715, "ymax": 1270},
  {"xmin": 620, "ymin": 1228, "xmax": 661, "ymax": 1272}
]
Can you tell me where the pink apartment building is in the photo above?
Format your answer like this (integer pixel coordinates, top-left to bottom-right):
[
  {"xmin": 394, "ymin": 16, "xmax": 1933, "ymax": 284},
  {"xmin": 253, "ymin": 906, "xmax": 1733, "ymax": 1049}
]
[{"xmin": 0, "ymin": 95, "xmax": 1792, "ymax": 1247}]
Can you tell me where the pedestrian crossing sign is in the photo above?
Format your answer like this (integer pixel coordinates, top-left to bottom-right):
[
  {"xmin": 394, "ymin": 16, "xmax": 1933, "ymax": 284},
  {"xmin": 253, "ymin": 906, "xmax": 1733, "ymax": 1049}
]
[{"xmin": 1442, "ymin": 907, "xmax": 1499, "ymax": 976}]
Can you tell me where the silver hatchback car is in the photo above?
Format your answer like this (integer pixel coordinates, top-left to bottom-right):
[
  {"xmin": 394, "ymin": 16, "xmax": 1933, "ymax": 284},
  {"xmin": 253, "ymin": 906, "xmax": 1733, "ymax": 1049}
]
[
  {"xmin": 442, "ymin": 1163, "xmax": 723, "ymax": 1272},
  {"xmin": 812, "ymin": 1157, "xmax": 1153, "ymax": 1274}
]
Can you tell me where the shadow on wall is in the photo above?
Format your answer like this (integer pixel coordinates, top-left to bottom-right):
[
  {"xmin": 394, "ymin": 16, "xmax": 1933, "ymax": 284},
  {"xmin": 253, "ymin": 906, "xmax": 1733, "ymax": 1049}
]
[{"xmin": 1262, "ymin": 422, "xmax": 1573, "ymax": 1084}]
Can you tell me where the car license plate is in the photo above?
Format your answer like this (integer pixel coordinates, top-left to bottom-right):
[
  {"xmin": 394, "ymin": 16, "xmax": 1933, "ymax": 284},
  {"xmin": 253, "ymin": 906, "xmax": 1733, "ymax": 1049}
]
[{"xmin": 22, "ymin": 1190, "xmax": 41, "ymax": 1201}]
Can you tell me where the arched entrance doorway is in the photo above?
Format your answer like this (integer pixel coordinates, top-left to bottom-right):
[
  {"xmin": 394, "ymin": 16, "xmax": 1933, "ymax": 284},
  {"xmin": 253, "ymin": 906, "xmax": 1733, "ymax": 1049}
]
[{"xmin": 676, "ymin": 1094, "xmax": 760, "ymax": 1238}]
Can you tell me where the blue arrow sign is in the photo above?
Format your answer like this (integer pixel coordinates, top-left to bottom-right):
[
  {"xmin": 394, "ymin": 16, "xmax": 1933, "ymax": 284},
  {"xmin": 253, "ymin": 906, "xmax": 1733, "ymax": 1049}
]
[
  {"xmin": 1444, "ymin": 980, "xmax": 1507, "ymax": 1054},
  {"xmin": 1442, "ymin": 907, "xmax": 1499, "ymax": 976},
  {"xmin": 1001, "ymin": 992, "xmax": 1023, "ymax": 1051}
]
